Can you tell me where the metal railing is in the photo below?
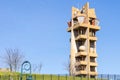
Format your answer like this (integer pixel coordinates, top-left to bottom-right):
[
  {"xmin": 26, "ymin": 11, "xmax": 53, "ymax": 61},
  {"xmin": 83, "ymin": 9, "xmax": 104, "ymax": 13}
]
[{"xmin": 0, "ymin": 74, "xmax": 120, "ymax": 80}]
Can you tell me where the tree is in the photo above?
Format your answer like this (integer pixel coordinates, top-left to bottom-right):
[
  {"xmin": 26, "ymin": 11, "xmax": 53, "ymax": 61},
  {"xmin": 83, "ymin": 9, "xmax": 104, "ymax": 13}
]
[
  {"xmin": 3, "ymin": 48, "xmax": 24, "ymax": 72},
  {"xmin": 38, "ymin": 63, "xmax": 42, "ymax": 74},
  {"xmin": 32, "ymin": 64, "xmax": 37, "ymax": 73},
  {"xmin": 32, "ymin": 63, "xmax": 42, "ymax": 74}
]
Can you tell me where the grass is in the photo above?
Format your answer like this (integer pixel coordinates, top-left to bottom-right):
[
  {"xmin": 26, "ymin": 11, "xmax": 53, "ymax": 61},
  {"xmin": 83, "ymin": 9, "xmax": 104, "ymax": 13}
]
[
  {"xmin": 0, "ymin": 72, "xmax": 103, "ymax": 80},
  {"xmin": 0, "ymin": 74, "xmax": 103, "ymax": 80}
]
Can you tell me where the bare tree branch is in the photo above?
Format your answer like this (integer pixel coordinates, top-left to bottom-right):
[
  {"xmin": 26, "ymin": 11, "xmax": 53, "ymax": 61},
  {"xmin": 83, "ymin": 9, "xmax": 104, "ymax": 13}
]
[
  {"xmin": 38, "ymin": 63, "xmax": 42, "ymax": 74},
  {"xmin": 32, "ymin": 63, "xmax": 42, "ymax": 74},
  {"xmin": 3, "ymin": 48, "xmax": 24, "ymax": 72},
  {"xmin": 32, "ymin": 64, "xmax": 37, "ymax": 73}
]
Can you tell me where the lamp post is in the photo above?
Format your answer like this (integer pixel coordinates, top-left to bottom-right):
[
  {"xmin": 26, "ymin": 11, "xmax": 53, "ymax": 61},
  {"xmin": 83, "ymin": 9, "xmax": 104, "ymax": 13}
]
[{"xmin": 20, "ymin": 61, "xmax": 32, "ymax": 80}]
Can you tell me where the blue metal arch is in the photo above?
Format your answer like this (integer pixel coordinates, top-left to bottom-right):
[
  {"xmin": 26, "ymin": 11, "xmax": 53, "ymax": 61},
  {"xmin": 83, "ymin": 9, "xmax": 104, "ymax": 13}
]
[{"xmin": 20, "ymin": 61, "xmax": 32, "ymax": 80}]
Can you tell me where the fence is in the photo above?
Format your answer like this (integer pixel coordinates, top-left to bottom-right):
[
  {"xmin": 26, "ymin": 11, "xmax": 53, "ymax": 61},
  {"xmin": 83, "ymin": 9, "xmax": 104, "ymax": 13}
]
[{"xmin": 0, "ymin": 74, "xmax": 120, "ymax": 80}]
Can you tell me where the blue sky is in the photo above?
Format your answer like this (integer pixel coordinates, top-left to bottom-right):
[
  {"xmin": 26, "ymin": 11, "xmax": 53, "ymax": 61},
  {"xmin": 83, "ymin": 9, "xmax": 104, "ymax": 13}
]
[{"xmin": 0, "ymin": 0, "xmax": 120, "ymax": 74}]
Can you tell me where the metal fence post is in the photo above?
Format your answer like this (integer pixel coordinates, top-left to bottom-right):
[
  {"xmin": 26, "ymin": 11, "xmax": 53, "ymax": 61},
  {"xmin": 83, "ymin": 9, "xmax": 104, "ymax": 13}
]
[
  {"xmin": 18, "ymin": 75, "xmax": 19, "ymax": 80},
  {"xmin": 66, "ymin": 74, "xmax": 67, "ymax": 80},
  {"xmin": 74, "ymin": 76, "xmax": 75, "ymax": 80},
  {"xmin": 101, "ymin": 74, "xmax": 103, "ymax": 80},
  {"xmin": 114, "ymin": 75, "xmax": 116, "ymax": 80},
  {"xmin": 58, "ymin": 74, "xmax": 60, "ymax": 80},
  {"xmin": 9, "ymin": 75, "xmax": 10, "ymax": 80},
  {"xmin": 107, "ymin": 74, "xmax": 109, "ymax": 80},
  {"xmin": 26, "ymin": 74, "xmax": 27, "ymax": 80},
  {"xmin": 34, "ymin": 74, "xmax": 36, "ymax": 80},
  {"xmin": 43, "ymin": 74, "xmax": 44, "ymax": 80},
  {"xmin": 51, "ymin": 74, "xmax": 52, "ymax": 80}
]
